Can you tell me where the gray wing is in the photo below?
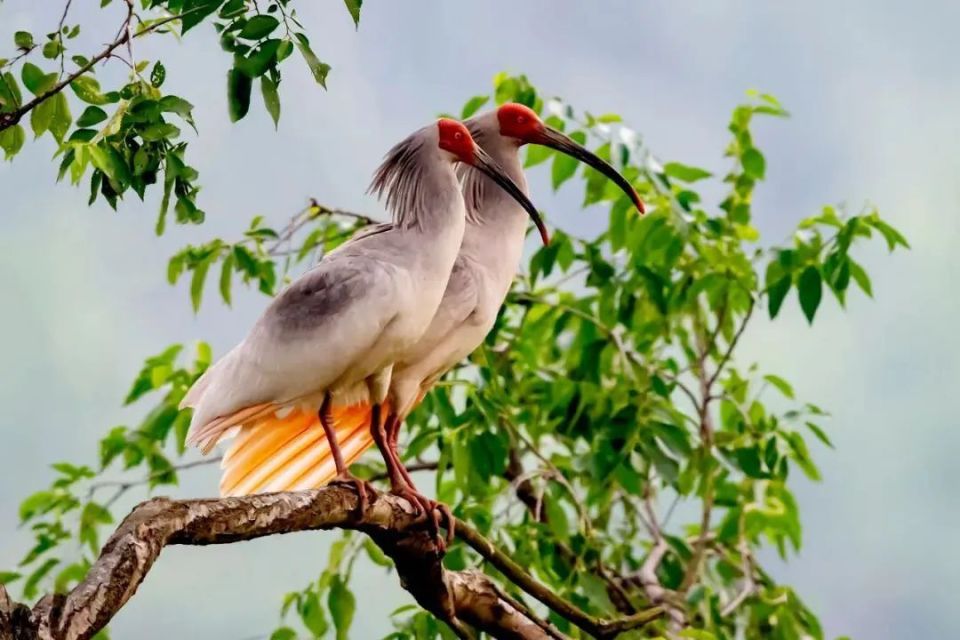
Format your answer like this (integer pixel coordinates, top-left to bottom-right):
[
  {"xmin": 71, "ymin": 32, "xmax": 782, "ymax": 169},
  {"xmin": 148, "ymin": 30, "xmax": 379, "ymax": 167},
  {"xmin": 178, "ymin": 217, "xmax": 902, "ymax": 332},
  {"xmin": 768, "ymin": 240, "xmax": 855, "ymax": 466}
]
[{"xmin": 184, "ymin": 249, "xmax": 404, "ymax": 435}]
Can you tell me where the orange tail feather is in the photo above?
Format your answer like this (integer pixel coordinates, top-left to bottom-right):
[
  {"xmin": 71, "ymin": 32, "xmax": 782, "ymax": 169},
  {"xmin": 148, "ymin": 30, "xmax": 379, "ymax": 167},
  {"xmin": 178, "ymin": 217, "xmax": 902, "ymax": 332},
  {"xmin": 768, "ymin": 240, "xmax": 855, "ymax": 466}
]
[{"xmin": 218, "ymin": 403, "xmax": 378, "ymax": 497}]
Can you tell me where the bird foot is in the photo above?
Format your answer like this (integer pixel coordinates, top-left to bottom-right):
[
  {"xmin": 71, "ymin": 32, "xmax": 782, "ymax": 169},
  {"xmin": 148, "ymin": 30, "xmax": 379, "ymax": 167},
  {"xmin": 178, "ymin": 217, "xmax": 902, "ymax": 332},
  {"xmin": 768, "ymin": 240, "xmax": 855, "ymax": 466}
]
[
  {"xmin": 392, "ymin": 486, "xmax": 454, "ymax": 552},
  {"xmin": 329, "ymin": 473, "xmax": 376, "ymax": 513}
]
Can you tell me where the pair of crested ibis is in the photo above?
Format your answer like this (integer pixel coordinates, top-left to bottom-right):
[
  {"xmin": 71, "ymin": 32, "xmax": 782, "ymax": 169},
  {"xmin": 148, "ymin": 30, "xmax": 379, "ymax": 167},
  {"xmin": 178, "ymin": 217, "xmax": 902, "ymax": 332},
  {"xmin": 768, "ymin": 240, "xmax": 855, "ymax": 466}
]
[{"xmin": 182, "ymin": 103, "xmax": 644, "ymax": 544}]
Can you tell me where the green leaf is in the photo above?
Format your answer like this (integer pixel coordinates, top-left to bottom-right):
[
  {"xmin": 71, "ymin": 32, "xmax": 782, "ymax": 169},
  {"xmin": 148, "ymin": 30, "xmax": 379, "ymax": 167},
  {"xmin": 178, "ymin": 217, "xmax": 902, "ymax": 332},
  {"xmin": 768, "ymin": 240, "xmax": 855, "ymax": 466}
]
[
  {"xmin": 664, "ymin": 161, "xmax": 712, "ymax": 182},
  {"xmin": 219, "ymin": 253, "xmax": 234, "ymax": 306},
  {"xmin": 19, "ymin": 490, "xmax": 56, "ymax": 522},
  {"xmin": 767, "ymin": 276, "xmax": 791, "ymax": 319},
  {"xmin": 871, "ymin": 218, "xmax": 910, "ymax": 251},
  {"xmin": 88, "ymin": 143, "xmax": 131, "ymax": 191},
  {"xmin": 551, "ymin": 149, "xmax": 579, "ymax": 189},
  {"xmin": 99, "ymin": 426, "xmax": 128, "ymax": 468},
  {"xmin": 460, "ymin": 95, "xmax": 489, "ymax": 119},
  {"xmin": 786, "ymin": 431, "xmax": 821, "ymax": 480},
  {"xmin": 239, "ymin": 15, "xmax": 280, "ymax": 40},
  {"xmin": 261, "ymin": 76, "xmax": 280, "ymax": 128},
  {"xmin": 30, "ymin": 96, "xmax": 55, "ymax": 138},
  {"xmin": 763, "ymin": 374, "xmax": 795, "ymax": 399},
  {"xmin": 363, "ymin": 538, "xmax": 392, "ymax": 567},
  {"xmin": 299, "ymin": 592, "xmax": 328, "ymax": 637},
  {"xmin": 227, "ymin": 68, "xmax": 252, "ymax": 122},
  {"xmin": 295, "ymin": 34, "xmax": 331, "ymax": 88},
  {"xmin": 0, "ymin": 72, "xmax": 23, "ymax": 110},
  {"xmin": 21, "ymin": 63, "xmax": 55, "ymax": 94},
  {"xmin": 181, "ymin": 0, "xmax": 225, "ymax": 33},
  {"xmin": 190, "ymin": 259, "xmax": 212, "ymax": 312},
  {"xmin": 23, "ymin": 558, "xmax": 59, "ymax": 600},
  {"xmin": 269, "ymin": 629, "xmax": 296, "ymax": 640},
  {"xmin": 805, "ymin": 422, "xmax": 834, "ymax": 449},
  {"xmin": 238, "ymin": 39, "xmax": 281, "ymax": 77},
  {"xmin": 524, "ymin": 143, "xmax": 552, "ymax": 168},
  {"xmin": 742, "ymin": 147, "xmax": 766, "ymax": 179},
  {"xmin": 328, "ymin": 575, "xmax": 356, "ymax": 640},
  {"xmin": 150, "ymin": 61, "xmax": 166, "ymax": 88},
  {"xmin": 140, "ymin": 123, "xmax": 180, "ymax": 141},
  {"xmin": 70, "ymin": 75, "xmax": 109, "ymax": 105},
  {"xmin": 159, "ymin": 95, "xmax": 196, "ymax": 131},
  {"xmin": 0, "ymin": 571, "xmax": 21, "ymax": 585},
  {"xmin": 76, "ymin": 105, "xmax": 108, "ymax": 127},
  {"xmin": 42, "ymin": 39, "xmax": 63, "ymax": 60},
  {"xmin": 343, "ymin": 0, "xmax": 362, "ymax": 27},
  {"xmin": 54, "ymin": 562, "xmax": 89, "ymax": 594},
  {"xmin": 848, "ymin": 259, "xmax": 873, "ymax": 297},
  {"xmin": 14, "ymin": 31, "xmax": 34, "ymax": 49},
  {"xmin": 797, "ymin": 265, "xmax": 822, "ymax": 324},
  {"xmin": 0, "ymin": 124, "xmax": 25, "ymax": 160},
  {"xmin": 49, "ymin": 93, "xmax": 72, "ymax": 142}
]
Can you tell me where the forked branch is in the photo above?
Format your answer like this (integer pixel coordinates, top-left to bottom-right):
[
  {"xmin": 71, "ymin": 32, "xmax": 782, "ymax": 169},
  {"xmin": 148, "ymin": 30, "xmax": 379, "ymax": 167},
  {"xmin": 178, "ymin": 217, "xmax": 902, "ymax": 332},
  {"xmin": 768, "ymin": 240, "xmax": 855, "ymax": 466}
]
[{"xmin": 0, "ymin": 487, "xmax": 660, "ymax": 640}]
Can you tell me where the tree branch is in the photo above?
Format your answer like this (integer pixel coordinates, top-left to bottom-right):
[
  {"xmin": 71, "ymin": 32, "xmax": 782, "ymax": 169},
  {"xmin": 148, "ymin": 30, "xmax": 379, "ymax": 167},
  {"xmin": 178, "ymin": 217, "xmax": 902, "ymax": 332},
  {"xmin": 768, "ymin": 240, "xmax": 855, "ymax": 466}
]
[
  {"xmin": 0, "ymin": 9, "xmax": 196, "ymax": 133},
  {"xmin": 0, "ymin": 486, "xmax": 652, "ymax": 640},
  {"xmin": 456, "ymin": 520, "xmax": 662, "ymax": 639}
]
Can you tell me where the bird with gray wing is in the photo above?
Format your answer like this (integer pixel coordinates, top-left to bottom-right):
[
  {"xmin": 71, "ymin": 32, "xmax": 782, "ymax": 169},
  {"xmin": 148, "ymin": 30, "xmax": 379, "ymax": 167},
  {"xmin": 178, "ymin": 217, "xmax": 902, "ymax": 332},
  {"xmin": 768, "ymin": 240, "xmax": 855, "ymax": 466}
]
[
  {"xmin": 221, "ymin": 104, "xmax": 643, "ymax": 544},
  {"xmin": 182, "ymin": 117, "xmax": 546, "ymax": 512}
]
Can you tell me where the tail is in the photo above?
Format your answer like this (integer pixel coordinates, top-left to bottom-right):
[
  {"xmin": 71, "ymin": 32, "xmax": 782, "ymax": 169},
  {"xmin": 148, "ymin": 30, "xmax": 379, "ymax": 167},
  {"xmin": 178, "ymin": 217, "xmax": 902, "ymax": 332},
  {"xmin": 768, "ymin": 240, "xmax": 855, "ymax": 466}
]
[{"xmin": 219, "ymin": 404, "xmax": 376, "ymax": 497}]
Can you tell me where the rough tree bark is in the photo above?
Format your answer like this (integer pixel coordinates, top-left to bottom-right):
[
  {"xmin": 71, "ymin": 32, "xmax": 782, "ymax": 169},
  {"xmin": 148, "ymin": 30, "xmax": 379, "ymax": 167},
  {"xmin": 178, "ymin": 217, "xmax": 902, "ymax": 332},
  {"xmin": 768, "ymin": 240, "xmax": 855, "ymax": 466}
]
[{"xmin": 0, "ymin": 487, "xmax": 660, "ymax": 640}]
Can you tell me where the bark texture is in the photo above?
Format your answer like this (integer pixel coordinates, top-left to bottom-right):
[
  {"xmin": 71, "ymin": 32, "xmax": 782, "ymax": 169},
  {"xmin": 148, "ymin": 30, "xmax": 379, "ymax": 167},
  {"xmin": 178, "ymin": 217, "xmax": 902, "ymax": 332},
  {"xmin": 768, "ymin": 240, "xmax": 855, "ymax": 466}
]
[
  {"xmin": 0, "ymin": 486, "xmax": 660, "ymax": 639},
  {"xmin": 0, "ymin": 488, "xmax": 544, "ymax": 639}
]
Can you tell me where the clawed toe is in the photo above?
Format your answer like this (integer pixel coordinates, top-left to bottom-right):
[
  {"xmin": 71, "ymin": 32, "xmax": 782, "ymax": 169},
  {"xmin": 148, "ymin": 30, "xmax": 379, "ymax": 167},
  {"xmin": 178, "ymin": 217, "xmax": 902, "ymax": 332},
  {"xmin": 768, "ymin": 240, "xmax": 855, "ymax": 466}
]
[
  {"xmin": 331, "ymin": 473, "xmax": 376, "ymax": 513},
  {"xmin": 391, "ymin": 488, "xmax": 453, "ymax": 551}
]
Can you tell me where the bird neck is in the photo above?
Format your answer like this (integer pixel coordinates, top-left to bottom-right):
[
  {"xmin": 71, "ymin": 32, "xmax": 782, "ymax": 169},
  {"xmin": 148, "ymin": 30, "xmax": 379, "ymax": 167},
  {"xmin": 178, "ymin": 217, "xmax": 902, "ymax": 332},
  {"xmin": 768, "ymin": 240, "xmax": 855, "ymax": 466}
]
[
  {"xmin": 459, "ymin": 145, "xmax": 531, "ymax": 283},
  {"xmin": 394, "ymin": 158, "xmax": 464, "ymax": 236}
]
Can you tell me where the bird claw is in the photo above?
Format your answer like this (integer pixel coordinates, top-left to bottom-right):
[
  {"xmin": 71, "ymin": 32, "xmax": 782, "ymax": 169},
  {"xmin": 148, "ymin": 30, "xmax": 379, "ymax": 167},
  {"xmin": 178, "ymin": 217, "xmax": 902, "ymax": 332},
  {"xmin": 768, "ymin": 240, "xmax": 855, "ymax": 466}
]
[
  {"xmin": 393, "ymin": 487, "xmax": 454, "ymax": 552},
  {"xmin": 330, "ymin": 473, "xmax": 376, "ymax": 513}
]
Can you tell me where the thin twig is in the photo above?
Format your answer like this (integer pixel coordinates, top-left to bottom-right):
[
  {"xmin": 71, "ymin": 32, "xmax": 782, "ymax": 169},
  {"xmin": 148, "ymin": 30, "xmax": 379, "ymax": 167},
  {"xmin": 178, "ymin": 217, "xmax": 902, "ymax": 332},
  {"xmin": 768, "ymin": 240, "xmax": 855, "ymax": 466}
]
[
  {"xmin": 706, "ymin": 299, "xmax": 755, "ymax": 390},
  {"xmin": 455, "ymin": 520, "xmax": 663, "ymax": 639},
  {"xmin": 720, "ymin": 537, "xmax": 756, "ymax": 617},
  {"xmin": 0, "ymin": 8, "xmax": 201, "ymax": 132},
  {"xmin": 56, "ymin": 0, "xmax": 75, "ymax": 78}
]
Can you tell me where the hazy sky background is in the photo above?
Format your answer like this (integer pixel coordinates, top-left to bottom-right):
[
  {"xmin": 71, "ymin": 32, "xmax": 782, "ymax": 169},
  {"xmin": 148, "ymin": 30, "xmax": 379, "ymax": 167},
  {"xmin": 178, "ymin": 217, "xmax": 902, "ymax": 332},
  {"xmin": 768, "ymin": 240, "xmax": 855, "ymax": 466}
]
[{"xmin": 1, "ymin": 1, "xmax": 958, "ymax": 638}]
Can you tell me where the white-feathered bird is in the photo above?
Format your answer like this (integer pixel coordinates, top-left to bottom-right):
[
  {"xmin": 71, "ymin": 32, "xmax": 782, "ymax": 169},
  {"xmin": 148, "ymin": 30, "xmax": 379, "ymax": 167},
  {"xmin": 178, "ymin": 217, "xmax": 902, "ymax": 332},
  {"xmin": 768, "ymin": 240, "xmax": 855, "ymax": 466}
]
[
  {"xmin": 182, "ymin": 117, "xmax": 546, "ymax": 508},
  {"xmin": 218, "ymin": 104, "xmax": 643, "ymax": 525}
]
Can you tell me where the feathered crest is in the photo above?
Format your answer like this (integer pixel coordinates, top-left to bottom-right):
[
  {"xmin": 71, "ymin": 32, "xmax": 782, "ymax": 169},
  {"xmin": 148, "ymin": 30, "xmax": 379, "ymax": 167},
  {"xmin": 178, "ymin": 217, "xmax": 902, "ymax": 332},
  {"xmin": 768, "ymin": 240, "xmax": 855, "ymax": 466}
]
[{"xmin": 368, "ymin": 130, "xmax": 428, "ymax": 229}]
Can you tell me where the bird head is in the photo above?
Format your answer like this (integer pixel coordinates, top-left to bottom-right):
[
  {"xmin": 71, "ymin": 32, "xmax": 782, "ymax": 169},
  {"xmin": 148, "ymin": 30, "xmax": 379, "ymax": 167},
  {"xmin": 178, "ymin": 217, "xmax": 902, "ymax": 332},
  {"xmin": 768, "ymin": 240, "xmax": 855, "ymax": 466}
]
[
  {"xmin": 437, "ymin": 118, "xmax": 549, "ymax": 245},
  {"xmin": 491, "ymin": 103, "xmax": 645, "ymax": 214}
]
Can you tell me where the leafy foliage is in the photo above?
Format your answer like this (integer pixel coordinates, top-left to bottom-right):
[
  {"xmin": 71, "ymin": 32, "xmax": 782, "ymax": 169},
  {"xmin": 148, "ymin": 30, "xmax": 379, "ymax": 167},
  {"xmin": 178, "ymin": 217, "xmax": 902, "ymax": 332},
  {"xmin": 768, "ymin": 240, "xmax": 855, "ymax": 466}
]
[
  {"xmin": 0, "ymin": 0, "xmax": 362, "ymax": 232},
  {"xmin": 1, "ymin": 53, "xmax": 906, "ymax": 640},
  {"xmin": 7, "ymin": 343, "xmax": 210, "ymax": 604}
]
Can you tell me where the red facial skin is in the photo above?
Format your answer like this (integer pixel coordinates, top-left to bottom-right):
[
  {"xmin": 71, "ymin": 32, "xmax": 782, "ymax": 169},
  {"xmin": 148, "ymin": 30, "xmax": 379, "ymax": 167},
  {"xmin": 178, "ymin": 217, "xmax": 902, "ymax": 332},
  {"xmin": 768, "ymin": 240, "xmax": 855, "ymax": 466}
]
[
  {"xmin": 437, "ymin": 118, "xmax": 478, "ymax": 164},
  {"xmin": 496, "ymin": 103, "xmax": 543, "ymax": 143}
]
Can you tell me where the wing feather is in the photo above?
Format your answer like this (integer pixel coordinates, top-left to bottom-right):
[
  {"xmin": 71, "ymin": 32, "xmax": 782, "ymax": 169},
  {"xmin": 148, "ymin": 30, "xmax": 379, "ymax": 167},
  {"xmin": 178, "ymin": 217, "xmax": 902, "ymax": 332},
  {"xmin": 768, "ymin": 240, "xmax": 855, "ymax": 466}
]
[{"xmin": 184, "ymin": 251, "xmax": 403, "ymax": 444}]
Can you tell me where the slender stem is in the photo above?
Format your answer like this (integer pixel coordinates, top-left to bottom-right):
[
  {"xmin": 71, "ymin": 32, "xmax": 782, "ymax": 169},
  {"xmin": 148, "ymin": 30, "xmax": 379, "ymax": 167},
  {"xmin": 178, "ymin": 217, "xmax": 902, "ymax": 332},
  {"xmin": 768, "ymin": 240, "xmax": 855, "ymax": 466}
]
[
  {"xmin": 455, "ymin": 520, "xmax": 663, "ymax": 638},
  {"xmin": 0, "ymin": 8, "xmax": 201, "ymax": 132}
]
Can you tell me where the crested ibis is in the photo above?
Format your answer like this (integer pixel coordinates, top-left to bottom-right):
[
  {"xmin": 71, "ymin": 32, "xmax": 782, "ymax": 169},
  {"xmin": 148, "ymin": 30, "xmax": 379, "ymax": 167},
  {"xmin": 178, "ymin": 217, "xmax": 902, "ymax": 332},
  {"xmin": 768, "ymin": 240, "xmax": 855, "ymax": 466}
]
[
  {"xmin": 182, "ymin": 117, "xmax": 545, "ymax": 511},
  {"xmin": 219, "ymin": 103, "xmax": 642, "ymax": 540}
]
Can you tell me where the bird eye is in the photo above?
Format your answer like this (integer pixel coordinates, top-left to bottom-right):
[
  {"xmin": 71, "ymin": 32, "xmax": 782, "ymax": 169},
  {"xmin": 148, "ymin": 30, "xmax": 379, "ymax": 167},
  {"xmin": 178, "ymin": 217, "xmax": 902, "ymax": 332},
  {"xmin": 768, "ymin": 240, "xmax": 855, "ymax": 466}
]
[
  {"xmin": 454, "ymin": 131, "xmax": 463, "ymax": 140},
  {"xmin": 517, "ymin": 116, "xmax": 526, "ymax": 124}
]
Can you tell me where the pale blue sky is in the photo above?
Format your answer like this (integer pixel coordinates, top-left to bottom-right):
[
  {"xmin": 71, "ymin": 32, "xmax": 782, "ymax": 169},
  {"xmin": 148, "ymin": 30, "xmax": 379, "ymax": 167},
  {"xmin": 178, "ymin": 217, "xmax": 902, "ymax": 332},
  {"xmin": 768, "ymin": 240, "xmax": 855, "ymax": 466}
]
[{"xmin": 1, "ymin": 1, "xmax": 958, "ymax": 638}]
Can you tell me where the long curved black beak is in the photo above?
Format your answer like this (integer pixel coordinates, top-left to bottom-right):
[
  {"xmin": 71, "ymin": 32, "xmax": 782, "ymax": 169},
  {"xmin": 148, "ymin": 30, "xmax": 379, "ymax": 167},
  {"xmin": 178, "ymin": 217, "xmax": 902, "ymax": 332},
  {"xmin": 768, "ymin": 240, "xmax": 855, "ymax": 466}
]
[
  {"xmin": 470, "ymin": 146, "xmax": 550, "ymax": 245},
  {"xmin": 535, "ymin": 126, "xmax": 645, "ymax": 214}
]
